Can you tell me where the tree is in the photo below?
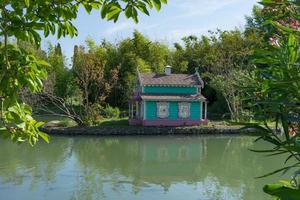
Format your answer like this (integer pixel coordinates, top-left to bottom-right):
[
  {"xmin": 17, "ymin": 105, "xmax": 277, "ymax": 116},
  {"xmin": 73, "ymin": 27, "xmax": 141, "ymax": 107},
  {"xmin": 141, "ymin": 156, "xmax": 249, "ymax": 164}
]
[
  {"xmin": 244, "ymin": 0, "xmax": 300, "ymax": 199},
  {"xmin": 169, "ymin": 43, "xmax": 188, "ymax": 73},
  {"xmin": 0, "ymin": 0, "xmax": 167, "ymax": 145},
  {"xmin": 245, "ymin": 0, "xmax": 299, "ymax": 43},
  {"xmin": 104, "ymin": 31, "xmax": 170, "ymax": 108},
  {"xmin": 245, "ymin": 5, "xmax": 267, "ymax": 38},
  {"xmin": 73, "ymin": 45, "xmax": 109, "ymax": 107},
  {"xmin": 37, "ymin": 93, "xmax": 85, "ymax": 126},
  {"xmin": 47, "ymin": 43, "xmax": 70, "ymax": 98},
  {"xmin": 72, "ymin": 43, "xmax": 120, "ymax": 125},
  {"xmin": 172, "ymin": 30, "xmax": 261, "ymax": 120},
  {"xmin": 210, "ymin": 70, "xmax": 247, "ymax": 121},
  {"xmin": 208, "ymin": 30, "xmax": 260, "ymax": 121}
]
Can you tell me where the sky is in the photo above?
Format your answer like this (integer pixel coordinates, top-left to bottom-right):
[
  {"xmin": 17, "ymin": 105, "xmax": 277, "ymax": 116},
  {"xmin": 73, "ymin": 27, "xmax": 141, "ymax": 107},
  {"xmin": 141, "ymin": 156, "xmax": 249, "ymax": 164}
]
[{"xmin": 42, "ymin": 0, "xmax": 259, "ymax": 65}]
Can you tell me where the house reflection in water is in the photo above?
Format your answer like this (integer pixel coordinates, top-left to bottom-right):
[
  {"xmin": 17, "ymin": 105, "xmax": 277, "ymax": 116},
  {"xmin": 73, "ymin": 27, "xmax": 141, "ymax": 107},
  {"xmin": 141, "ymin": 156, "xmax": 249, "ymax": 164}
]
[
  {"xmin": 132, "ymin": 138, "xmax": 206, "ymax": 191},
  {"xmin": 125, "ymin": 138, "xmax": 247, "ymax": 199},
  {"xmin": 0, "ymin": 136, "xmax": 266, "ymax": 200}
]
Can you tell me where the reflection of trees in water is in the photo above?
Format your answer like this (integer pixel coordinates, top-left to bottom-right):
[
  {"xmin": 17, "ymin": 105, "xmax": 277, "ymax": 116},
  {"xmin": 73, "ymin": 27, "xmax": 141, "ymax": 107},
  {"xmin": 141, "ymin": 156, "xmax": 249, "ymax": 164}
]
[
  {"xmin": 0, "ymin": 137, "xmax": 71, "ymax": 190},
  {"xmin": 0, "ymin": 136, "xmax": 284, "ymax": 200},
  {"xmin": 70, "ymin": 137, "xmax": 143, "ymax": 199},
  {"xmin": 69, "ymin": 168, "xmax": 105, "ymax": 200},
  {"xmin": 72, "ymin": 137, "xmax": 142, "ymax": 176},
  {"xmin": 70, "ymin": 136, "xmax": 273, "ymax": 199},
  {"xmin": 197, "ymin": 176, "xmax": 245, "ymax": 200},
  {"xmin": 198, "ymin": 136, "xmax": 283, "ymax": 200}
]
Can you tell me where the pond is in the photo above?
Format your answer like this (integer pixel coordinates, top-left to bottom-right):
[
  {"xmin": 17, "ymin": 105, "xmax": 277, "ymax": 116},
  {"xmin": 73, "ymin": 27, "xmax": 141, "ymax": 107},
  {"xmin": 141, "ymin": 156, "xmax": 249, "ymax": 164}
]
[{"xmin": 0, "ymin": 135, "xmax": 286, "ymax": 200}]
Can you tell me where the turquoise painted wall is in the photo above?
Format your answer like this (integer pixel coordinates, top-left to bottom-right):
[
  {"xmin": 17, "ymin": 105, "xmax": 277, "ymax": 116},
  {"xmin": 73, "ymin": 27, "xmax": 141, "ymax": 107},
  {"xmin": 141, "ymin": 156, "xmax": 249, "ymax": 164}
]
[
  {"xmin": 190, "ymin": 102, "xmax": 201, "ymax": 120},
  {"xmin": 145, "ymin": 101, "xmax": 202, "ymax": 120},
  {"xmin": 143, "ymin": 86, "xmax": 197, "ymax": 94},
  {"xmin": 145, "ymin": 101, "xmax": 156, "ymax": 120}
]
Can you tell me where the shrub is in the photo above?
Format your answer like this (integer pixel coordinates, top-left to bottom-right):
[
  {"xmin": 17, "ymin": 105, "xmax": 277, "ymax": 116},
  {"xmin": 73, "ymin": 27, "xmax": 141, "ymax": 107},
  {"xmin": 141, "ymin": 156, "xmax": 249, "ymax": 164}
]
[{"xmin": 101, "ymin": 105, "xmax": 120, "ymax": 119}]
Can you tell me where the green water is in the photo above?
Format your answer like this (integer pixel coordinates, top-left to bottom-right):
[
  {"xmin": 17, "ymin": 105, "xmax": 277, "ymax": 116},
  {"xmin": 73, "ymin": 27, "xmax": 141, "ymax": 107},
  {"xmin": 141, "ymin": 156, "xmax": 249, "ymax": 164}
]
[{"xmin": 0, "ymin": 135, "xmax": 286, "ymax": 200}]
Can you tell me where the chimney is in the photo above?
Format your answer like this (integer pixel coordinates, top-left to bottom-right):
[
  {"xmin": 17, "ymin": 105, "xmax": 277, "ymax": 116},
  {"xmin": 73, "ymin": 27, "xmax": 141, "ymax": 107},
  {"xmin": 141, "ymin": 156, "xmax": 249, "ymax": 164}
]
[{"xmin": 165, "ymin": 65, "xmax": 172, "ymax": 75}]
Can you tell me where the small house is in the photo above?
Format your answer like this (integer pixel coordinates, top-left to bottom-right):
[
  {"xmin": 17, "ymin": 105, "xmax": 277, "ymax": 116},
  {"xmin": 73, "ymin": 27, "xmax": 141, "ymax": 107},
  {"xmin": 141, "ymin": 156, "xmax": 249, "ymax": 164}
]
[{"xmin": 129, "ymin": 66, "xmax": 208, "ymax": 126}]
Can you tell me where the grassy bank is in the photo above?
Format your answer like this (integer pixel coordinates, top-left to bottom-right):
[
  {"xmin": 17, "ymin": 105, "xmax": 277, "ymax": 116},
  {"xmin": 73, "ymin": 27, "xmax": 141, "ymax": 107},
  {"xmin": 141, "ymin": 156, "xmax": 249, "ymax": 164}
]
[
  {"xmin": 35, "ymin": 115, "xmax": 130, "ymax": 128},
  {"xmin": 34, "ymin": 115, "xmax": 77, "ymax": 127},
  {"xmin": 35, "ymin": 114, "xmax": 249, "ymax": 129},
  {"xmin": 35, "ymin": 114, "xmax": 277, "ymax": 130}
]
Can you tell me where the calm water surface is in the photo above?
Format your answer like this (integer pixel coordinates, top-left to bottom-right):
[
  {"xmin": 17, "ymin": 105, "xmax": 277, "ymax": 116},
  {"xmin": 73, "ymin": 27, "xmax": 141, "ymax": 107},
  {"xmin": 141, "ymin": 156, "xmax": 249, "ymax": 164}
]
[{"xmin": 0, "ymin": 135, "xmax": 286, "ymax": 200}]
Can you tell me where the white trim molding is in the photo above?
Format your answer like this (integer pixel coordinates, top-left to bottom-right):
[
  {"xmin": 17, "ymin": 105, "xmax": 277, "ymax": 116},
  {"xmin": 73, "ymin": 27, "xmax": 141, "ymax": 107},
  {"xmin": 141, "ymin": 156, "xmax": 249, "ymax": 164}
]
[
  {"xmin": 142, "ymin": 101, "xmax": 146, "ymax": 120},
  {"xmin": 178, "ymin": 102, "xmax": 191, "ymax": 119},
  {"xmin": 157, "ymin": 102, "xmax": 169, "ymax": 119}
]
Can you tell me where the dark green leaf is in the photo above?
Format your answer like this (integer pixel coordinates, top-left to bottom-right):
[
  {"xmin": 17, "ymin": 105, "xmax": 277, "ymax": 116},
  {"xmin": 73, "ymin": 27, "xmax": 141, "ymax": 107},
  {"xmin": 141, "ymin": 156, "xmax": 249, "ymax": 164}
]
[
  {"xmin": 152, "ymin": 0, "xmax": 161, "ymax": 11},
  {"xmin": 263, "ymin": 183, "xmax": 300, "ymax": 200}
]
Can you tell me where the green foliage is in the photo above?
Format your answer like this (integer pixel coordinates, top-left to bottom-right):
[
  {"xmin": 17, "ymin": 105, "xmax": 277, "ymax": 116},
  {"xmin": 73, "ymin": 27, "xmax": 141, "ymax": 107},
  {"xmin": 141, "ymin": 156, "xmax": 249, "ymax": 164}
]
[
  {"xmin": 244, "ymin": 0, "xmax": 300, "ymax": 199},
  {"xmin": 81, "ymin": 104, "xmax": 102, "ymax": 126},
  {"xmin": 47, "ymin": 43, "xmax": 71, "ymax": 98},
  {"xmin": 0, "ymin": 44, "xmax": 49, "ymax": 145},
  {"xmin": 210, "ymin": 70, "xmax": 248, "ymax": 121},
  {"xmin": 100, "ymin": 105, "xmax": 120, "ymax": 119},
  {"xmin": 102, "ymin": 31, "xmax": 169, "ymax": 107},
  {"xmin": 246, "ymin": 33, "xmax": 300, "ymax": 185},
  {"xmin": 171, "ymin": 30, "xmax": 261, "ymax": 120},
  {"xmin": 100, "ymin": 0, "xmax": 167, "ymax": 23},
  {"xmin": 0, "ymin": 0, "xmax": 167, "ymax": 144},
  {"xmin": 98, "ymin": 118, "xmax": 128, "ymax": 126},
  {"xmin": 3, "ymin": 0, "xmax": 167, "ymax": 44},
  {"xmin": 246, "ymin": 0, "xmax": 300, "ymax": 42},
  {"xmin": 79, "ymin": 103, "xmax": 120, "ymax": 126},
  {"xmin": 69, "ymin": 29, "xmax": 261, "ymax": 115},
  {"xmin": 263, "ymin": 181, "xmax": 300, "ymax": 200},
  {"xmin": 73, "ymin": 44, "xmax": 109, "ymax": 105},
  {"xmin": 71, "ymin": 42, "xmax": 121, "ymax": 125},
  {"xmin": 120, "ymin": 31, "xmax": 169, "ymax": 73}
]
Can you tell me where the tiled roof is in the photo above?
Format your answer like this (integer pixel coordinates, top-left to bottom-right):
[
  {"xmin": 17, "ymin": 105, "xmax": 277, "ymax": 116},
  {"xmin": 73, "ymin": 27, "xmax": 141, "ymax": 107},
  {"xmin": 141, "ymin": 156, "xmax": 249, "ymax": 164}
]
[
  {"xmin": 139, "ymin": 73, "xmax": 202, "ymax": 86},
  {"xmin": 141, "ymin": 94, "xmax": 206, "ymax": 101}
]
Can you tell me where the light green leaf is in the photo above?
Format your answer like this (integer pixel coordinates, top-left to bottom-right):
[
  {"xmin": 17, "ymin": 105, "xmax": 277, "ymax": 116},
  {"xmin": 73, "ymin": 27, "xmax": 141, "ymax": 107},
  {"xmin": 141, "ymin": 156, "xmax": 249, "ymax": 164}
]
[
  {"xmin": 106, "ymin": 5, "xmax": 121, "ymax": 21},
  {"xmin": 36, "ymin": 121, "xmax": 45, "ymax": 127},
  {"xmin": 38, "ymin": 131, "xmax": 49, "ymax": 143},
  {"xmin": 24, "ymin": 0, "xmax": 30, "ymax": 7},
  {"xmin": 36, "ymin": 59, "xmax": 51, "ymax": 67}
]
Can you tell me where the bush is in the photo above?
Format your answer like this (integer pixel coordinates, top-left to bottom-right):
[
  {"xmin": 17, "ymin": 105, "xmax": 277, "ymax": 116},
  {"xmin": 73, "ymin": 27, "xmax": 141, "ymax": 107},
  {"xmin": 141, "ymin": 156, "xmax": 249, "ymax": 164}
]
[
  {"xmin": 81, "ymin": 104, "xmax": 121, "ymax": 126},
  {"xmin": 81, "ymin": 104, "xmax": 102, "ymax": 126},
  {"xmin": 100, "ymin": 105, "xmax": 120, "ymax": 119}
]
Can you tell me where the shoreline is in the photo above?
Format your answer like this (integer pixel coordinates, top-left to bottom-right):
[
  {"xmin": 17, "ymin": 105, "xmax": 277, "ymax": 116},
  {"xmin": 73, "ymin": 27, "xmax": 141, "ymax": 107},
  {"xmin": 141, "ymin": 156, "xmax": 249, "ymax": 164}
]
[{"xmin": 40, "ymin": 125, "xmax": 258, "ymax": 136}]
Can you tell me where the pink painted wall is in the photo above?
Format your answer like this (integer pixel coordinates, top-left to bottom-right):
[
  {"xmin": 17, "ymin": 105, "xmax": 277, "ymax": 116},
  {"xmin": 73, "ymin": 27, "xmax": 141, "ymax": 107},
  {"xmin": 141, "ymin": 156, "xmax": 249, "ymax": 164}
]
[{"xmin": 129, "ymin": 119, "xmax": 208, "ymax": 126}]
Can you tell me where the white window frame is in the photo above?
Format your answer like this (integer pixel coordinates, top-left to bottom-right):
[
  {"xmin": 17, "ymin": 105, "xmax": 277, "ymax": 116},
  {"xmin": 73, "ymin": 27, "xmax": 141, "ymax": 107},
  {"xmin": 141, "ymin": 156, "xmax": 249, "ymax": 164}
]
[
  {"xmin": 157, "ymin": 102, "xmax": 169, "ymax": 119},
  {"xmin": 158, "ymin": 147, "xmax": 169, "ymax": 161},
  {"xmin": 178, "ymin": 146, "xmax": 189, "ymax": 160},
  {"xmin": 178, "ymin": 102, "xmax": 191, "ymax": 119}
]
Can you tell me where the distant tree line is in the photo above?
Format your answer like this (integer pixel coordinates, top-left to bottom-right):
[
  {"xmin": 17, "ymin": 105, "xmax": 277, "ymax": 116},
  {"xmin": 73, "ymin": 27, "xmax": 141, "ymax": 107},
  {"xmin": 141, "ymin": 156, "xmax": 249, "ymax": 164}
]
[
  {"xmin": 20, "ymin": 12, "xmax": 255, "ymax": 123},
  {"xmin": 21, "ymin": 4, "xmax": 283, "ymax": 125}
]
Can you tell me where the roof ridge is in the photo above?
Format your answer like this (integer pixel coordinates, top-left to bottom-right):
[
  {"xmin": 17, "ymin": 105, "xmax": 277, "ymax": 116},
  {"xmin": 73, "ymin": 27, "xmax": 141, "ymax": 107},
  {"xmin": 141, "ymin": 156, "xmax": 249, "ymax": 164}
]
[
  {"xmin": 140, "ymin": 72, "xmax": 192, "ymax": 75},
  {"xmin": 139, "ymin": 72, "xmax": 201, "ymax": 86},
  {"xmin": 142, "ymin": 93, "xmax": 199, "ymax": 96}
]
